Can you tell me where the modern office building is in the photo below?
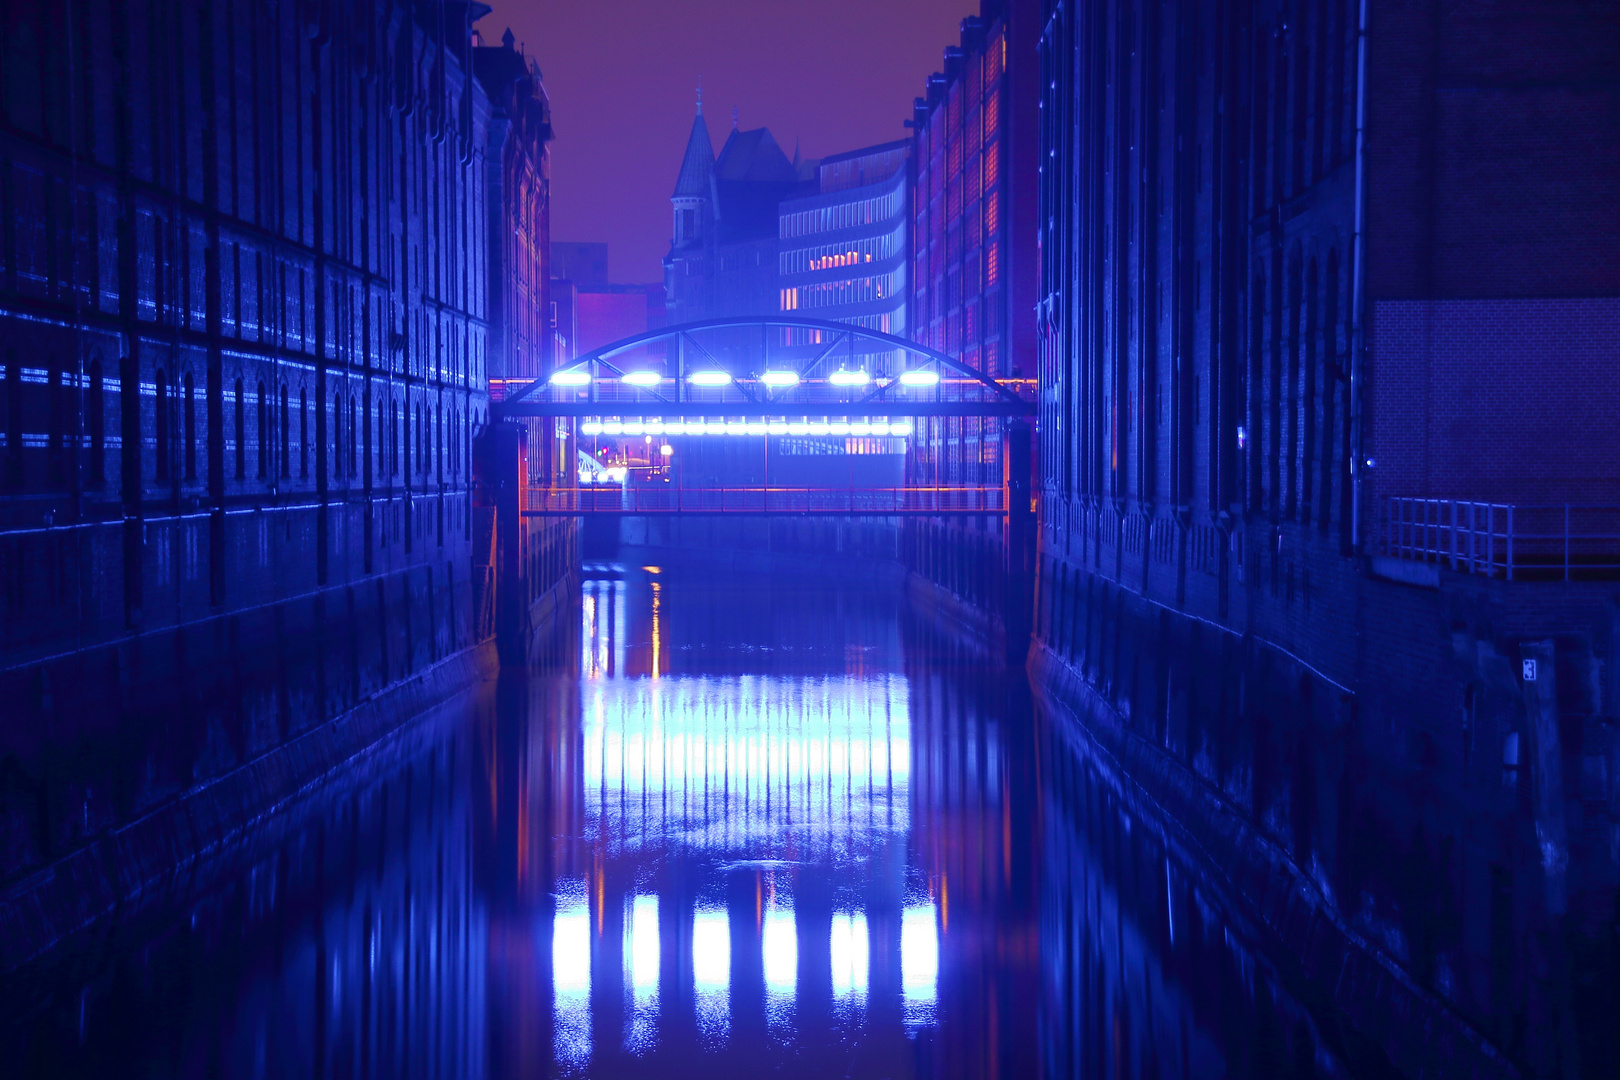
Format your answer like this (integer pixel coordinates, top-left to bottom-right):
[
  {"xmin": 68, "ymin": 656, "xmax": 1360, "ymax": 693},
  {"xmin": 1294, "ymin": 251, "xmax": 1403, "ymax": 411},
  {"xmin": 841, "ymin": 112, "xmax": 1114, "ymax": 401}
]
[{"xmin": 777, "ymin": 141, "xmax": 910, "ymax": 356}]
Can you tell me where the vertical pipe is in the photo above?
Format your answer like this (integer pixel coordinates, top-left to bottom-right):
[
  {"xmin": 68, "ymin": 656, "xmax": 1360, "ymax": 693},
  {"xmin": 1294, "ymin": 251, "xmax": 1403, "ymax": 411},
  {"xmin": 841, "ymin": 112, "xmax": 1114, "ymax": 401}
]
[{"xmin": 1348, "ymin": 0, "xmax": 1370, "ymax": 552}]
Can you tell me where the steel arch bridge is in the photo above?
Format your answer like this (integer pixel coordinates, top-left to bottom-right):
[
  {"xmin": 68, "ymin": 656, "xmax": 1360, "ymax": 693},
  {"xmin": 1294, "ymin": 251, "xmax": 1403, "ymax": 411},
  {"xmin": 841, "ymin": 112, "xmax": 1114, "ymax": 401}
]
[{"xmin": 491, "ymin": 316, "xmax": 1036, "ymax": 420}]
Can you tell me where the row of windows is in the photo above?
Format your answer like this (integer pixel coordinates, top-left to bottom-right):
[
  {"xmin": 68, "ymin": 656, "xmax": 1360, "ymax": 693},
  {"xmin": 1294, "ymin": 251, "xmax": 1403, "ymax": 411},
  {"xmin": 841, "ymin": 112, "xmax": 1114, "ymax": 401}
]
[
  {"xmin": 780, "ymin": 269, "xmax": 905, "ymax": 312},
  {"xmin": 0, "ymin": 350, "xmax": 475, "ymax": 494},
  {"xmin": 779, "ymin": 187, "xmax": 904, "ymax": 240},
  {"xmin": 779, "ymin": 224, "xmax": 906, "ymax": 276}
]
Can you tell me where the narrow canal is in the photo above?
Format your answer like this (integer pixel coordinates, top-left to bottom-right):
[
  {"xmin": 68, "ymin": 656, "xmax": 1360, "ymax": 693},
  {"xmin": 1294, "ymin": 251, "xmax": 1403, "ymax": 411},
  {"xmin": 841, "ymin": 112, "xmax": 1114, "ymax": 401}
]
[{"xmin": 3, "ymin": 554, "xmax": 1395, "ymax": 1078}]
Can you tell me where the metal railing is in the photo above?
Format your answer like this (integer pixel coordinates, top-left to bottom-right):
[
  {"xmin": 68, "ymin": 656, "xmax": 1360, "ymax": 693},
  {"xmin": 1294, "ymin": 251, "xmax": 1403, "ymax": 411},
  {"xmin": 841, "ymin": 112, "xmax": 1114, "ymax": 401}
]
[
  {"xmin": 521, "ymin": 484, "xmax": 1009, "ymax": 516},
  {"xmin": 1379, "ymin": 497, "xmax": 1620, "ymax": 581}
]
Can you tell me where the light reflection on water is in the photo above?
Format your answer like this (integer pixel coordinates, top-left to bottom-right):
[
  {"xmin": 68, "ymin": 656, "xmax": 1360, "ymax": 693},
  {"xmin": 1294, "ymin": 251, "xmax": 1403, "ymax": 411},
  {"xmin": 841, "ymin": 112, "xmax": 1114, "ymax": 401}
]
[
  {"xmin": 5, "ymin": 555, "xmax": 1378, "ymax": 1079},
  {"xmin": 552, "ymin": 564, "xmax": 939, "ymax": 1070}
]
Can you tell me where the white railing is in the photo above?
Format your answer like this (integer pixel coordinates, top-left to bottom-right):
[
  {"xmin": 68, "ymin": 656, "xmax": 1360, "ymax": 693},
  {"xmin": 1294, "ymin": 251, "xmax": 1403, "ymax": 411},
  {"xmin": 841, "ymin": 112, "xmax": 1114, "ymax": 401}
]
[{"xmin": 1380, "ymin": 497, "xmax": 1620, "ymax": 581}]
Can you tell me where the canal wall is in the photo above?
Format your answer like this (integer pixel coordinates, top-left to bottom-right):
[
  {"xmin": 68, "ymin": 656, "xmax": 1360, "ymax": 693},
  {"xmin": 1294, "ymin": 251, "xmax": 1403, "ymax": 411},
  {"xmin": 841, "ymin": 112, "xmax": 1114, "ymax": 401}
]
[
  {"xmin": 0, "ymin": 566, "xmax": 492, "ymax": 972},
  {"xmin": 1030, "ymin": 550, "xmax": 1620, "ymax": 1078},
  {"xmin": 0, "ymin": 507, "xmax": 579, "ymax": 972}
]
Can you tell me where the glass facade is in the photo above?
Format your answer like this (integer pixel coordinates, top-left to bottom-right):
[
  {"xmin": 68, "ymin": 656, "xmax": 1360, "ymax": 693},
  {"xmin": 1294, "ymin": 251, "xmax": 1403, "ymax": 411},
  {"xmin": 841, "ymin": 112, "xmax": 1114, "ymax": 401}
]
[{"xmin": 777, "ymin": 143, "xmax": 910, "ymax": 362}]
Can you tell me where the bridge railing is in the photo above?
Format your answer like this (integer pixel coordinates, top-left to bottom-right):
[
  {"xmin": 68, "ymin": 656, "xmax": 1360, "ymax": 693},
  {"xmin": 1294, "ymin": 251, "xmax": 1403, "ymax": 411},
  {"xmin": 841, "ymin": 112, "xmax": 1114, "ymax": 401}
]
[{"xmin": 522, "ymin": 485, "xmax": 1009, "ymax": 516}]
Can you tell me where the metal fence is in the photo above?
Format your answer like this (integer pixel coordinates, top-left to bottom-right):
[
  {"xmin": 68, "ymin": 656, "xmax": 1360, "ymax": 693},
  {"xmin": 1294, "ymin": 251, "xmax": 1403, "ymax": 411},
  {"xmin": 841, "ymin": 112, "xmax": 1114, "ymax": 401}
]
[
  {"xmin": 521, "ymin": 484, "xmax": 1009, "ymax": 516},
  {"xmin": 1379, "ymin": 497, "xmax": 1620, "ymax": 581}
]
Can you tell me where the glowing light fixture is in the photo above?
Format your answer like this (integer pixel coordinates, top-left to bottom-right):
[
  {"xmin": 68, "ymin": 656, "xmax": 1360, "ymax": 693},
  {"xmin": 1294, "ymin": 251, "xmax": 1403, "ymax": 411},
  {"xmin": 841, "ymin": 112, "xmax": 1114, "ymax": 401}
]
[
  {"xmin": 890, "ymin": 421, "xmax": 915, "ymax": 436},
  {"xmin": 621, "ymin": 371, "xmax": 663, "ymax": 387},
  {"xmin": 623, "ymin": 421, "xmax": 645, "ymax": 436},
  {"xmin": 689, "ymin": 370, "xmax": 732, "ymax": 387},
  {"xmin": 603, "ymin": 421, "xmax": 624, "ymax": 435},
  {"xmin": 549, "ymin": 369, "xmax": 592, "ymax": 387},
  {"xmin": 828, "ymin": 369, "xmax": 870, "ymax": 387},
  {"xmin": 659, "ymin": 444, "xmax": 674, "ymax": 457},
  {"xmin": 760, "ymin": 371, "xmax": 800, "ymax": 388},
  {"xmin": 580, "ymin": 421, "xmax": 604, "ymax": 436},
  {"xmin": 829, "ymin": 421, "xmax": 852, "ymax": 436},
  {"xmin": 898, "ymin": 370, "xmax": 940, "ymax": 387}
]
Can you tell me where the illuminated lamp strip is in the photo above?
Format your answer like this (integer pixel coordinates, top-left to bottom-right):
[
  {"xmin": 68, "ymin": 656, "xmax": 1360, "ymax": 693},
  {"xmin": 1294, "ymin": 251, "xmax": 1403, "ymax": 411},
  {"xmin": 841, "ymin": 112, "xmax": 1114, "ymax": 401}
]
[{"xmin": 578, "ymin": 418, "xmax": 913, "ymax": 438}]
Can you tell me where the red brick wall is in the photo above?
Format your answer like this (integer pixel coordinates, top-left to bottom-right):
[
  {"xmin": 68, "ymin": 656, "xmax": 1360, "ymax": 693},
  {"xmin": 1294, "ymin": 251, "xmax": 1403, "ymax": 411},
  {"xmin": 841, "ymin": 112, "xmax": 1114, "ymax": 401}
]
[{"xmin": 1369, "ymin": 297, "xmax": 1620, "ymax": 506}]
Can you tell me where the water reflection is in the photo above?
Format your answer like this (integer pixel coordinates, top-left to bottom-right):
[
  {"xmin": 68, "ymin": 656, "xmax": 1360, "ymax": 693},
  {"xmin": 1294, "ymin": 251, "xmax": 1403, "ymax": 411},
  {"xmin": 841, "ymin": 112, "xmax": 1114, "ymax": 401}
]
[{"xmin": 0, "ymin": 555, "xmax": 1390, "ymax": 1079}]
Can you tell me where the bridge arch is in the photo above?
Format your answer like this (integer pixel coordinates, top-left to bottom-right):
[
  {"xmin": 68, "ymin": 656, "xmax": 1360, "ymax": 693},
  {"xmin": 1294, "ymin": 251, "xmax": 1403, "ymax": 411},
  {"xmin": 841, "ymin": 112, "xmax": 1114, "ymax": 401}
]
[{"xmin": 495, "ymin": 315, "xmax": 1030, "ymax": 417}]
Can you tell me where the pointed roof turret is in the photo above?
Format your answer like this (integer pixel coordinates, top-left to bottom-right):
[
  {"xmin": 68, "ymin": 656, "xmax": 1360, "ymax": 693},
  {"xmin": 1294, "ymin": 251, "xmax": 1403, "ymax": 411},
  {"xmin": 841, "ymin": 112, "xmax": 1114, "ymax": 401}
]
[{"xmin": 672, "ymin": 99, "xmax": 714, "ymax": 199}]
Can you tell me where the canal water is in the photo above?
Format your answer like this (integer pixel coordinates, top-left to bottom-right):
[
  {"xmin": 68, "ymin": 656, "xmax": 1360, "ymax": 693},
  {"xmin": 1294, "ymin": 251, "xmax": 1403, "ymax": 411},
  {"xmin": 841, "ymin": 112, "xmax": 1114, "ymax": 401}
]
[{"xmin": 2, "ymin": 555, "xmax": 1395, "ymax": 1078}]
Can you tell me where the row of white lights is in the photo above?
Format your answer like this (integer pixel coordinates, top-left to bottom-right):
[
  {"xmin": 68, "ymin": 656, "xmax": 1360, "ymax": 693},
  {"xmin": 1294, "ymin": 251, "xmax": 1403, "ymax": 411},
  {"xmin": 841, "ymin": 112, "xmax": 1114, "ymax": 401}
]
[
  {"xmin": 579, "ymin": 418, "xmax": 916, "ymax": 437},
  {"xmin": 549, "ymin": 369, "xmax": 941, "ymax": 389},
  {"xmin": 579, "ymin": 420, "xmax": 913, "ymax": 440}
]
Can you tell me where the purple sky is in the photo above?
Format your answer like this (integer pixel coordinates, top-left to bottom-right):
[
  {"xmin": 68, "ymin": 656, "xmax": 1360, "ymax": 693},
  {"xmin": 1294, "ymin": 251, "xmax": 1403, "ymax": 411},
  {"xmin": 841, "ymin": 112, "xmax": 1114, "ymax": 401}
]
[{"xmin": 476, "ymin": 0, "xmax": 977, "ymax": 284}]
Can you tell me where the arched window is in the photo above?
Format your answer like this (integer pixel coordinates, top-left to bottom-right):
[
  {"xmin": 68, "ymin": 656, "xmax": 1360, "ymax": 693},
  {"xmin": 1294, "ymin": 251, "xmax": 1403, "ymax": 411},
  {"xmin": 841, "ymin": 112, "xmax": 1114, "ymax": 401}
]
[
  {"xmin": 155, "ymin": 368, "xmax": 171, "ymax": 482},
  {"xmin": 89, "ymin": 357, "xmax": 105, "ymax": 486},
  {"xmin": 280, "ymin": 383, "xmax": 290, "ymax": 478},
  {"xmin": 234, "ymin": 378, "xmax": 246, "ymax": 479},
  {"xmin": 184, "ymin": 372, "xmax": 197, "ymax": 481},
  {"xmin": 392, "ymin": 399, "xmax": 401, "ymax": 476},
  {"xmin": 348, "ymin": 395, "xmax": 357, "ymax": 477},
  {"xmin": 299, "ymin": 388, "xmax": 308, "ymax": 479},
  {"xmin": 416, "ymin": 401, "xmax": 424, "ymax": 473},
  {"xmin": 333, "ymin": 388, "xmax": 343, "ymax": 479},
  {"xmin": 256, "ymin": 380, "xmax": 268, "ymax": 478}
]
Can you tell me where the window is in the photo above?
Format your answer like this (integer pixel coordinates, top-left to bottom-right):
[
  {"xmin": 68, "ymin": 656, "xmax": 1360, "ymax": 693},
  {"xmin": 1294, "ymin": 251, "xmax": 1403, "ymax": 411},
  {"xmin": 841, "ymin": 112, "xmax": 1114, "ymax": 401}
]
[
  {"xmin": 280, "ymin": 384, "xmax": 290, "ymax": 478},
  {"xmin": 257, "ymin": 380, "xmax": 267, "ymax": 478},
  {"xmin": 234, "ymin": 378, "xmax": 245, "ymax": 479},
  {"xmin": 89, "ymin": 358, "xmax": 105, "ymax": 486},
  {"xmin": 155, "ymin": 369, "xmax": 170, "ymax": 482},
  {"xmin": 299, "ymin": 388, "xmax": 308, "ymax": 479},
  {"xmin": 47, "ymin": 356, "xmax": 65, "ymax": 486},
  {"xmin": 349, "ymin": 395, "xmax": 357, "ymax": 477},
  {"xmin": 184, "ymin": 372, "xmax": 196, "ymax": 480}
]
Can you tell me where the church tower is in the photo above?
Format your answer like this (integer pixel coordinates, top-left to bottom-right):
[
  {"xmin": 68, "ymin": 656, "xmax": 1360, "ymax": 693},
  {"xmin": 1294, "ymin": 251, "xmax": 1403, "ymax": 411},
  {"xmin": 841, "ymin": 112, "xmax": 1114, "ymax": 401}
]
[{"xmin": 671, "ymin": 94, "xmax": 714, "ymax": 249}]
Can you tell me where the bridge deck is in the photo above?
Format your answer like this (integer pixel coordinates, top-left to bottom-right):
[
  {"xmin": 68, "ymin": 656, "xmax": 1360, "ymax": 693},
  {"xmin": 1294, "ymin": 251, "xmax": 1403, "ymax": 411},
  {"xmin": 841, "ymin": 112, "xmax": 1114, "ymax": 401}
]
[{"xmin": 520, "ymin": 485, "xmax": 1010, "ymax": 517}]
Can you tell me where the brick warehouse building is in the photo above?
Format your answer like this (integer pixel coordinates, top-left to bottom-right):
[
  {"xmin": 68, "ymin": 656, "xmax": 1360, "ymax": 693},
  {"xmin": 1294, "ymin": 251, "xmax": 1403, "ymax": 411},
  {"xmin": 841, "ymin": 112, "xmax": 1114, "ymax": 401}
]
[
  {"xmin": 1031, "ymin": 0, "xmax": 1620, "ymax": 1074},
  {"xmin": 0, "ymin": 0, "xmax": 572, "ymax": 959},
  {"xmin": 902, "ymin": 0, "xmax": 1041, "ymax": 653}
]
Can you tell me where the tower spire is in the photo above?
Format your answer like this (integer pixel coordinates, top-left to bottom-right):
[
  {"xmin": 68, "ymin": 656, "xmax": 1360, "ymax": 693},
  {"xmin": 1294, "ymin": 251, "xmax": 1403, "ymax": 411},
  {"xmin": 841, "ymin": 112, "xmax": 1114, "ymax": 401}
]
[{"xmin": 696, "ymin": 77, "xmax": 703, "ymax": 115}]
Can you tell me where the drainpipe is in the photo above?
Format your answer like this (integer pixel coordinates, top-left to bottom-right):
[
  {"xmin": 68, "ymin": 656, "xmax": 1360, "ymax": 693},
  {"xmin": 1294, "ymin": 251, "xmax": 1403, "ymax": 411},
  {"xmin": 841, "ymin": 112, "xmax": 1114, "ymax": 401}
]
[{"xmin": 1349, "ymin": 0, "xmax": 1370, "ymax": 552}]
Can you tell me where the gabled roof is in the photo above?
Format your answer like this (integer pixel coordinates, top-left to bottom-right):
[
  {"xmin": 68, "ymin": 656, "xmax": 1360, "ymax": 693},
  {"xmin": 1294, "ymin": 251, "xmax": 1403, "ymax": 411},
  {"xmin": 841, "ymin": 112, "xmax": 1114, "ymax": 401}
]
[
  {"xmin": 673, "ymin": 111, "xmax": 715, "ymax": 199},
  {"xmin": 714, "ymin": 127, "xmax": 799, "ymax": 184}
]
